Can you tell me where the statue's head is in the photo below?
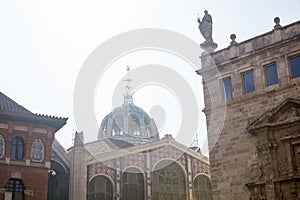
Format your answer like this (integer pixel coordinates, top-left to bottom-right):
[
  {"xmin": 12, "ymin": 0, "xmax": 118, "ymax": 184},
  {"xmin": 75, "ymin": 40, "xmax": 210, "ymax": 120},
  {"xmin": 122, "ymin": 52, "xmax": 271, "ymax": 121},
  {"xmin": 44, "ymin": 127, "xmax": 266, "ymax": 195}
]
[{"xmin": 204, "ymin": 10, "xmax": 208, "ymax": 14}]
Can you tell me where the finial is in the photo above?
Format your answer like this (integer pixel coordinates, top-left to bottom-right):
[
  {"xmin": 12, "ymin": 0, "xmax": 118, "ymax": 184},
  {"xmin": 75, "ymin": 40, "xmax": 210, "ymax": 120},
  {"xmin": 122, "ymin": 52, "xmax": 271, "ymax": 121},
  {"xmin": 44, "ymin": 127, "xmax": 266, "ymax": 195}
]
[
  {"xmin": 123, "ymin": 64, "xmax": 134, "ymax": 106},
  {"xmin": 189, "ymin": 132, "xmax": 202, "ymax": 154},
  {"xmin": 274, "ymin": 17, "xmax": 282, "ymax": 30},
  {"xmin": 230, "ymin": 34, "xmax": 238, "ymax": 46}
]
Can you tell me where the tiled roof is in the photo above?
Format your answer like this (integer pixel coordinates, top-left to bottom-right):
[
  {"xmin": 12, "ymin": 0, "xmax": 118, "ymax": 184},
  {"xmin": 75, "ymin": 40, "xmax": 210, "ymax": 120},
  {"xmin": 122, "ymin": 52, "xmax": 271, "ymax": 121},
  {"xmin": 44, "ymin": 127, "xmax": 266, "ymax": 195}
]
[
  {"xmin": 0, "ymin": 91, "xmax": 67, "ymax": 132},
  {"xmin": 107, "ymin": 137, "xmax": 134, "ymax": 149},
  {"xmin": 0, "ymin": 92, "xmax": 32, "ymax": 115}
]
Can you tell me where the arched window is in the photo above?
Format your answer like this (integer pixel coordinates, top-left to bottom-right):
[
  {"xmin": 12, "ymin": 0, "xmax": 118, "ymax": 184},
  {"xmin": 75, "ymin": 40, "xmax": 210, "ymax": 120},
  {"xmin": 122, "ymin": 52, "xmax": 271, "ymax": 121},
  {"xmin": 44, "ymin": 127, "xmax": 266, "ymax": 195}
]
[
  {"xmin": 88, "ymin": 175, "xmax": 113, "ymax": 200},
  {"xmin": 114, "ymin": 114, "xmax": 124, "ymax": 131},
  {"xmin": 143, "ymin": 116, "xmax": 150, "ymax": 126},
  {"xmin": 5, "ymin": 178, "xmax": 25, "ymax": 200},
  {"xmin": 112, "ymin": 114, "xmax": 125, "ymax": 136},
  {"xmin": 112, "ymin": 119, "xmax": 121, "ymax": 136},
  {"xmin": 11, "ymin": 137, "xmax": 24, "ymax": 160},
  {"xmin": 48, "ymin": 161, "xmax": 69, "ymax": 200},
  {"xmin": 122, "ymin": 167, "xmax": 145, "ymax": 200},
  {"xmin": 146, "ymin": 127, "xmax": 152, "ymax": 137},
  {"xmin": 31, "ymin": 139, "xmax": 44, "ymax": 162},
  {"xmin": 152, "ymin": 160, "xmax": 186, "ymax": 200},
  {"xmin": 0, "ymin": 134, "xmax": 5, "ymax": 158},
  {"xmin": 193, "ymin": 175, "xmax": 212, "ymax": 200},
  {"xmin": 100, "ymin": 117, "xmax": 108, "ymax": 134},
  {"xmin": 129, "ymin": 114, "xmax": 141, "ymax": 135}
]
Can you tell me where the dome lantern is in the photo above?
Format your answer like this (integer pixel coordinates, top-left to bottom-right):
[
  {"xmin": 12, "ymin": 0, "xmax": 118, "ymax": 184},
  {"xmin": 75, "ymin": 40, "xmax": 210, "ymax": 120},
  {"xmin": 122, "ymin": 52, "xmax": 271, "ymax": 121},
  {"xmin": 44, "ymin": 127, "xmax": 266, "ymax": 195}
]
[{"xmin": 98, "ymin": 65, "xmax": 159, "ymax": 145}]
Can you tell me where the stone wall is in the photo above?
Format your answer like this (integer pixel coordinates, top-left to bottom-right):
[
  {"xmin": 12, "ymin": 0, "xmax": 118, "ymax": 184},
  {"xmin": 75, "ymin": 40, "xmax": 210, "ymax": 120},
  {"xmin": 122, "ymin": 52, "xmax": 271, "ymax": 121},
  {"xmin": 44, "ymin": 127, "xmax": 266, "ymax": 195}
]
[{"xmin": 199, "ymin": 19, "xmax": 300, "ymax": 199}]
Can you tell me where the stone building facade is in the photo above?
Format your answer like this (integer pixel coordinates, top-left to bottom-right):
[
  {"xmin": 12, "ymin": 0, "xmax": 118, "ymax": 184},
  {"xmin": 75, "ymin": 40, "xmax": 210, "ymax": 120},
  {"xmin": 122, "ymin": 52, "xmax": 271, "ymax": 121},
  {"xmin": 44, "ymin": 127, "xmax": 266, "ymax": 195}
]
[
  {"xmin": 0, "ymin": 92, "xmax": 67, "ymax": 200},
  {"xmin": 197, "ymin": 18, "xmax": 300, "ymax": 199},
  {"xmin": 53, "ymin": 67, "xmax": 213, "ymax": 200},
  {"xmin": 67, "ymin": 96, "xmax": 212, "ymax": 200}
]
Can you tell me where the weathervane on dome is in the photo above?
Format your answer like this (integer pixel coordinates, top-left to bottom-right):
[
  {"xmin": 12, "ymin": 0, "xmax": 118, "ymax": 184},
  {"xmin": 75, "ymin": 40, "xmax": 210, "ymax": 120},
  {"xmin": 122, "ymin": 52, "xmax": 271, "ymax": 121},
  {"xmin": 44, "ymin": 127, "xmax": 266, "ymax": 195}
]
[{"xmin": 123, "ymin": 64, "xmax": 134, "ymax": 105}]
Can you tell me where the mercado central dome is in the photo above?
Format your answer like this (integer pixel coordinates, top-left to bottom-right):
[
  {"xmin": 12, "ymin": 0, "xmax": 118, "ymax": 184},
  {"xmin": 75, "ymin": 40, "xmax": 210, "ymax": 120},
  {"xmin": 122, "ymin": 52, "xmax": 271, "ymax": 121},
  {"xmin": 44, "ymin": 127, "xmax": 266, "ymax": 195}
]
[
  {"xmin": 98, "ymin": 100, "xmax": 159, "ymax": 144},
  {"xmin": 98, "ymin": 69, "xmax": 159, "ymax": 145}
]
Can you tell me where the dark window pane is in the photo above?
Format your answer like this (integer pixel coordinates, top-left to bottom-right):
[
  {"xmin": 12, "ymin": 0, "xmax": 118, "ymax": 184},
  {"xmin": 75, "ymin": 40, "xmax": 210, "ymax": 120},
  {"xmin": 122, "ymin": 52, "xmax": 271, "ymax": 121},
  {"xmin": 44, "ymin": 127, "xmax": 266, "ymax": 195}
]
[
  {"xmin": 266, "ymin": 64, "xmax": 278, "ymax": 86},
  {"xmin": 243, "ymin": 71, "xmax": 255, "ymax": 93},
  {"xmin": 290, "ymin": 56, "xmax": 300, "ymax": 79},
  {"xmin": 11, "ymin": 137, "xmax": 24, "ymax": 160},
  {"xmin": 152, "ymin": 161, "xmax": 186, "ymax": 200},
  {"xmin": 17, "ymin": 140, "xmax": 23, "ymax": 160},
  {"xmin": 11, "ymin": 140, "xmax": 16, "ymax": 159},
  {"xmin": 193, "ymin": 175, "xmax": 212, "ymax": 200},
  {"xmin": 5, "ymin": 179, "xmax": 24, "ymax": 200},
  {"xmin": 88, "ymin": 175, "xmax": 113, "ymax": 200},
  {"xmin": 222, "ymin": 78, "xmax": 233, "ymax": 99},
  {"xmin": 122, "ymin": 168, "xmax": 144, "ymax": 200}
]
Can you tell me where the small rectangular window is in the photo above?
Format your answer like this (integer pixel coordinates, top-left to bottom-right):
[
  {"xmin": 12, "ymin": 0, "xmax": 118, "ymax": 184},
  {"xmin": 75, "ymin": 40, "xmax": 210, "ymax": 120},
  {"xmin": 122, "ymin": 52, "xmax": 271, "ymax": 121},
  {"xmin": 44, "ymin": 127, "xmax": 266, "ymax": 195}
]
[
  {"xmin": 222, "ymin": 78, "xmax": 233, "ymax": 100},
  {"xmin": 243, "ymin": 71, "xmax": 255, "ymax": 94},
  {"xmin": 265, "ymin": 63, "xmax": 278, "ymax": 86},
  {"xmin": 290, "ymin": 56, "xmax": 300, "ymax": 79}
]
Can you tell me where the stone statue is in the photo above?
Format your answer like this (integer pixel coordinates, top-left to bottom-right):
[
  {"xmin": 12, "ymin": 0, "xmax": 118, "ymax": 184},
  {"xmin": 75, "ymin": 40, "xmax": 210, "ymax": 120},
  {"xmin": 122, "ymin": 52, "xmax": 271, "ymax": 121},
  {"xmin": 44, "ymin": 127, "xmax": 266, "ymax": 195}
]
[
  {"xmin": 197, "ymin": 10, "xmax": 217, "ymax": 51},
  {"xmin": 198, "ymin": 10, "xmax": 212, "ymax": 41}
]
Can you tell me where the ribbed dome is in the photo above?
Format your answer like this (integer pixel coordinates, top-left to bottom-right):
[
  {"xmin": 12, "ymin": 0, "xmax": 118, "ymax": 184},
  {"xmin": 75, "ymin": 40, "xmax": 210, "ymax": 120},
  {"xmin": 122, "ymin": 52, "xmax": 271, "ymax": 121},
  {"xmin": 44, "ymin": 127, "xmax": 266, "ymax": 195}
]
[{"xmin": 98, "ymin": 104, "xmax": 159, "ymax": 145}]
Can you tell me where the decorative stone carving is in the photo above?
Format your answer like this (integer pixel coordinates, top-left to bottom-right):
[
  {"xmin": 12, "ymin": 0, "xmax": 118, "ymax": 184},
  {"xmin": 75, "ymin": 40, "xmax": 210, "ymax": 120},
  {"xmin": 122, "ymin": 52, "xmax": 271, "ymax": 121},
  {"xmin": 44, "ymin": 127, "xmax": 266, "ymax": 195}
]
[
  {"xmin": 31, "ymin": 139, "xmax": 44, "ymax": 162},
  {"xmin": 278, "ymin": 159, "xmax": 288, "ymax": 174},
  {"xmin": 265, "ymin": 179, "xmax": 275, "ymax": 200},
  {"xmin": 274, "ymin": 17, "xmax": 282, "ymax": 30},
  {"xmin": 11, "ymin": 172, "xmax": 22, "ymax": 179},
  {"xmin": 277, "ymin": 107, "xmax": 299, "ymax": 123},
  {"xmin": 247, "ymin": 184, "xmax": 266, "ymax": 200},
  {"xmin": 249, "ymin": 166, "xmax": 263, "ymax": 182},
  {"xmin": 230, "ymin": 34, "xmax": 238, "ymax": 46},
  {"xmin": 24, "ymin": 190, "xmax": 34, "ymax": 196},
  {"xmin": 0, "ymin": 134, "xmax": 4, "ymax": 158},
  {"xmin": 247, "ymin": 98, "xmax": 300, "ymax": 133}
]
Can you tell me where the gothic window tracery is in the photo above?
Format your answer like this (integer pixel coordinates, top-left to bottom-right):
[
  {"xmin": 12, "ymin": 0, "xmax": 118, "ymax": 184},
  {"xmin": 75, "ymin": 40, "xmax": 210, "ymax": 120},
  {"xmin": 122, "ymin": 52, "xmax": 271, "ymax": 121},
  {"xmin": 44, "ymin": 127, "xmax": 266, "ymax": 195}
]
[
  {"xmin": 0, "ymin": 134, "xmax": 4, "ymax": 158},
  {"xmin": 31, "ymin": 139, "xmax": 44, "ymax": 162}
]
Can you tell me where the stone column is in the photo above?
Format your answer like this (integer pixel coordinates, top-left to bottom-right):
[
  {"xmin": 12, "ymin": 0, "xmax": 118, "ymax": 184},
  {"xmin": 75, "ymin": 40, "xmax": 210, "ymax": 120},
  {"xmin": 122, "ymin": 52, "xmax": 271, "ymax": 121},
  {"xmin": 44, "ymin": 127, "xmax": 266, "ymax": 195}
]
[
  {"xmin": 116, "ymin": 159, "xmax": 121, "ymax": 200},
  {"xmin": 186, "ymin": 155, "xmax": 193, "ymax": 200},
  {"xmin": 69, "ymin": 132, "xmax": 87, "ymax": 200},
  {"xmin": 258, "ymin": 143, "xmax": 275, "ymax": 200},
  {"xmin": 146, "ymin": 151, "xmax": 152, "ymax": 200}
]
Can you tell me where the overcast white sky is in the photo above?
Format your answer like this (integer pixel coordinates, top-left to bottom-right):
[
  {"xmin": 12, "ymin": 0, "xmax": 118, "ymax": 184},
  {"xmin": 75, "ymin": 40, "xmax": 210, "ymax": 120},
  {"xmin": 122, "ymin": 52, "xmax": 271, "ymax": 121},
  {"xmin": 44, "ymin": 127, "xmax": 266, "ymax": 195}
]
[{"xmin": 0, "ymin": 0, "xmax": 299, "ymax": 154}]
